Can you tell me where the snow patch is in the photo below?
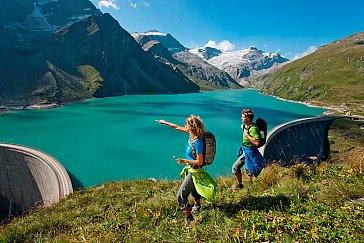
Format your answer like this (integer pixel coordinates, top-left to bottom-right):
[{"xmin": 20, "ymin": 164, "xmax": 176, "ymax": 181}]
[
  {"xmin": 263, "ymin": 52, "xmax": 278, "ymax": 58},
  {"xmin": 68, "ymin": 14, "xmax": 92, "ymax": 22},
  {"xmin": 189, "ymin": 48, "xmax": 203, "ymax": 58},
  {"xmin": 24, "ymin": 3, "xmax": 58, "ymax": 31},
  {"xmin": 168, "ymin": 47, "xmax": 181, "ymax": 52},
  {"xmin": 37, "ymin": 0, "xmax": 58, "ymax": 5},
  {"xmin": 143, "ymin": 31, "xmax": 167, "ymax": 36}
]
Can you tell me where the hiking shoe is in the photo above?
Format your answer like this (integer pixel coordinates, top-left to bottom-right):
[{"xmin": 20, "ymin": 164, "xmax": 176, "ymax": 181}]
[
  {"xmin": 184, "ymin": 214, "xmax": 194, "ymax": 228},
  {"xmin": 191, "ymin": 205, "xmax": 200, "ymax": 214},
  {"xmin": 232, "ymin": 183, "xmax": 244, "ymax": 190}
]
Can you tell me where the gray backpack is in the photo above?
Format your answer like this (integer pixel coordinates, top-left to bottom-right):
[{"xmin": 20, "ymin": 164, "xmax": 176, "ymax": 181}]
[{"xmin": 192, "ymin": 131, "xmax": 216, "ymax": 165}]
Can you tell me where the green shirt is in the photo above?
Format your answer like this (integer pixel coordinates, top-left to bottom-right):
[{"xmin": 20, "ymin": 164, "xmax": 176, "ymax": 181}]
[{"xmin": 242, "ymin": 125, "xmax": 260, "ymax": 147}]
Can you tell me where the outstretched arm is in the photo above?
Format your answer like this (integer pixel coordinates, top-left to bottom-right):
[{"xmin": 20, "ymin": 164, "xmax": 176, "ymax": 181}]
[
  {"xmin": 155, "ymin": 119, "xmax": 188, "ymax": 133},
  {"xmin": 176, "ymin": 154, "xmax": 203, "ymax": 166}
]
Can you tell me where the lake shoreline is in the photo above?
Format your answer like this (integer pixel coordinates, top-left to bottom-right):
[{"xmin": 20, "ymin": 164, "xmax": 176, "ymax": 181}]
[
  {"xmin": 259, "ymin": 91, "xmax": 363, "ymax": 119},
  {"xmin": 2, "ymin": 88, "xmax": 355, "ymax": 118}
]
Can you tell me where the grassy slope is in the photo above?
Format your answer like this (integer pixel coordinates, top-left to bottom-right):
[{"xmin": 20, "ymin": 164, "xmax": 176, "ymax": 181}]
[
  {"xmin": 1, "ymin": 119, "xmax": 363, "ymax": 242},
  {"xmin": 262, "ymin": 32, "xmax": 364, "ymax": 117},
  {"xmin": 77, "ymin": 65, "xmax": 104, "ymax": 94}
]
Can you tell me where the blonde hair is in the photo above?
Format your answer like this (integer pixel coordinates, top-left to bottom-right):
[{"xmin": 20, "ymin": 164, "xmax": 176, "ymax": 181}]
[{"xmin": 185, "ymin": 115, "xmax": 205, "ymax": 138}]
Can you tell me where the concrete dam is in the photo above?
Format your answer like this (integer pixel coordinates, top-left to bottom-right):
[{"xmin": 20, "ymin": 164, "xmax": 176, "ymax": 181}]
[
  {"xmin": 0, "ymin": 143, "xmax": 73, "ymax": 220},
  {"xmin": 260, "ymin": 116, "xmax": 341, "ymax": 165}
]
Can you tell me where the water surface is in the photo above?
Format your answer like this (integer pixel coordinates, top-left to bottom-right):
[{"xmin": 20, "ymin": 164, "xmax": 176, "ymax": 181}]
[{"xmin": 0, "ymin": 90, "xmax": 325, "ymax": 187}]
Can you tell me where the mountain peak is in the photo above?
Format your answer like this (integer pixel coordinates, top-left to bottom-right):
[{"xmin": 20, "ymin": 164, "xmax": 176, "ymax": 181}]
[
  {"xmin": 189, "ymin": 47, "xmax": 222, "ymax": 60},
  {"xmin": 143, "ymin": 30, "xmax": 167, "ymax": 36},
  {"xmin": 249, "ymin": 46, "xmax": 259, "ymax": 51},
  {"xmin": 135, "ymin": 31, "xmax": 187, "ymax": 54}
]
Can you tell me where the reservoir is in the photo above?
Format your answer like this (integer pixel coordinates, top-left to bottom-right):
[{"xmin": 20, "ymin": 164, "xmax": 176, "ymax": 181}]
[{"xmin": 0, "ymin": 90, "xmax": 325, "ymax": 188}]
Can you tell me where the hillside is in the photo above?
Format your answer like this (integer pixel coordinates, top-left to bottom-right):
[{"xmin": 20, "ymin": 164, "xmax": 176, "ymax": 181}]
[
  {"xmin": 0, "ymin": 2, "xmax": 199, "ymax": 108},
  {"xmin": 1, "ymin": 118, "xmax": 363, "ymax": 242},
  {"xmin": 262, "ymin": 32, "xmax": 364, "ymax": 117}
]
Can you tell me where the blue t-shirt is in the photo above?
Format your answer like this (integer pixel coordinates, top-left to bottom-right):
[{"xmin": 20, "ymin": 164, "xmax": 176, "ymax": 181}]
[{"xmin": 186, "ymin": 139, "xmax": 203, "ymax": 160}]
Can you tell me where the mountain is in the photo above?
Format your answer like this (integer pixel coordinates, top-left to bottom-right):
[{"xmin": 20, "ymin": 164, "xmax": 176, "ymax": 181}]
[
  {"xmin": 262, "ymin": 31, "xmax": 364, "ymax": 117},
  {"xmin": 0, "ymin": 1, "xmax": 199, "ymax": 108},
  {"xmin": 189, "ymin": 47, "xmax": 222, "ymax": 60},
  {"xmin": 0, "ymin": 0, "xmax": 102, "ymax": 48},
  {"xmin": 190, "ymin": 47, "xmax": 289, "ymax": 86},
  {"xmin": 132, "ymin": 30, "xmax": 188, "ymax": 54},
  {"xmin": 132, "ymin": 31, "xmax": 242, "ymax": 90},
  {"xmin": 172, "ymin": 51, "xmax": 241, "ymax": 89},
  {"xmin": 131, "ymin": 33, "xmax": 179, "ymax": 65}
]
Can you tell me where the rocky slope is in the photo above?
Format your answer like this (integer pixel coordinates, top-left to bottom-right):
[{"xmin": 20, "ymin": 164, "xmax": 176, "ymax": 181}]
[
  {"xmin": 132, "ymin": 31, "xmax": 241, "ymax": 90},
  {"xmin": 262, "ymin": 31, "xmax": 364, "ymax": 117}
]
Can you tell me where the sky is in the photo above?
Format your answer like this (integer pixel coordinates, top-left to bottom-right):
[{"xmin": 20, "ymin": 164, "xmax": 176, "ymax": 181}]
[{"xmin": 90, "ymin": 0, "xmax": 364, "ymax": 60}]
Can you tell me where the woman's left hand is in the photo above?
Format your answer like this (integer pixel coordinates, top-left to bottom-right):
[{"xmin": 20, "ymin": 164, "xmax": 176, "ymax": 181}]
[{"xmin": 176, "ymin": 158, "xmax": 185, "ymax": 164}]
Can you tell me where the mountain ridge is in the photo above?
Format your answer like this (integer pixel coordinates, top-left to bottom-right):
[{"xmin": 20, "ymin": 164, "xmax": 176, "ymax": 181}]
[
  {"xmin": 132, "ymin": 30, "xmax": 242, "ymax": 90},
  {"xmin": 262, "ymin": 31, "xmax": 364, "ymax": 117},
  {"xmin": 0, "ymin": 10, "xmax": 200, "ymax": 108},
  {"xmin": 200, "ymin": 46, "xmax": 289, "ymax": 86},
  {"xmin": 0, "ymin": 2, "xmax": 201, "ymax": 108}
]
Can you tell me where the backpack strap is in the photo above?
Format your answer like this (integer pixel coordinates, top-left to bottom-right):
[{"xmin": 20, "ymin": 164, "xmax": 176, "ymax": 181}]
[
  {"xmin": 242, "ymin": 124, "xmax": 256, "ymax": 139},
  {"xmin": 190, "ymin": 139, "xmax": 198, "ymax": 159},
  {"xmin": 191, "ymin": 138, "xmax": 207, "ymax": 165},
  {"xmin": 242, "ymin": 123, "xmax": 258, "ymax": 148}
]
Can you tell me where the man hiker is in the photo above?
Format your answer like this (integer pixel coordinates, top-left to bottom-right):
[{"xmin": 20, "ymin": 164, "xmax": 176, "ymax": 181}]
[{"xmin": 232, "ymin": 109, "xmax": 266, "ymax": 189}]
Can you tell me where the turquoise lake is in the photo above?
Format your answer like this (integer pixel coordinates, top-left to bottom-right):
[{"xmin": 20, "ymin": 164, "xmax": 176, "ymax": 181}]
[{"xmin": 0, "ymin": 90, "xmax": 325, "ymax": 188}]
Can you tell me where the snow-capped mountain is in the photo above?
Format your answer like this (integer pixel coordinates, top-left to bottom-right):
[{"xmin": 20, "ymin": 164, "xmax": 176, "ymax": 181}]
[
  {"xmin": 132, "ymin": 31, "xmax": 242, "ymax": 90},
  {"xmin": 190, "ymin": 46, "xmax": 289, "ymax": 86},
  {"xmin": 189, "ymin": 47, "xmax": 222, "ymax": 60}
]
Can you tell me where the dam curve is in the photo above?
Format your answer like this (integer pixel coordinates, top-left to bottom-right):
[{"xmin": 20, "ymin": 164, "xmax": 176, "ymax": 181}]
[
  {"xmin": 260, "ymin": 115, "xmax": 343, "ymax": 165},
  {"xmin": 0, "ymin": 143, "xmax": 73, "ymax": 220}
]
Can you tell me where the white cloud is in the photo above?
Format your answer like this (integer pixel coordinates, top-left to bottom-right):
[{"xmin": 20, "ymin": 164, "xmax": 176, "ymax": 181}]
[
  {"xmin": 143, "ymin": 1, "xmax": 150, "ymax": 7},
  {"xmin": 293, "ymin": 46, "xmax": 318, "ymax": 60},
  {"xmin": 98, "ymin": 0, "xmax": 119, "ymax": 9},
  {"xmin": 204, "ymin": 40, "xmax": 235, "ymax": 52},
  {"xmin": 129, "ymin": 0, "xmax": 137, "ymax": 9}
]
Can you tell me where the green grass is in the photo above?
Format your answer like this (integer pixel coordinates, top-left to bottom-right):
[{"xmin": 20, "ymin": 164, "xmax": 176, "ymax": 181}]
[
  {"xmin": 77, "ymin": 65, "xmax": 104, "ymax": 94},
  {"xmin": 263, "ymin": 32, "xmax": 364, "ymax": 117},
  {"xmin": 1, "ymin": 119, "xmax": 363, "ymax": 242}
]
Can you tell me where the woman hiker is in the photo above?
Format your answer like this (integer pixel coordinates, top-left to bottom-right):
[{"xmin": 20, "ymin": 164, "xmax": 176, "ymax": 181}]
[{"xmin": 156, "ymin": 115, "xmax": 216, "ymax": 227}]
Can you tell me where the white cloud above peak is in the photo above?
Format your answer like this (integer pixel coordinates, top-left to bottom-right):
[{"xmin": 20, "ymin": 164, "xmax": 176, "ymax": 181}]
[
  {"xmin": 98, "ymin": 0, "xmax": 119, "ymax": 9},
  {"xmin": 293, "ymin": 46, "xmax": 318, "ymax": 60},
  {"xmin": 128, "ymin": 0, "xmax": 137, "ymax": 9},
  {"xmin": 204, "ymin": 40, "xmax": 235, "ymax": 52}
]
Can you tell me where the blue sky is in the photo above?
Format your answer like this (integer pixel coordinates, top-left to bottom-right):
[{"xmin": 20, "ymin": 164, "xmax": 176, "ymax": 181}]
[{"xmin": 90, "ymin": 0, "xmax": 364, "ymax": 59}]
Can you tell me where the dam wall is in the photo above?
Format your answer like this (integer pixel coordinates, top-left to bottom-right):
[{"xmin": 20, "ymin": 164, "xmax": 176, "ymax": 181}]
[
  {"xmin": 0, "ymin": 143, "xmax": 73, "ymax": 220},
  {"xmin": 260, "ymin": 116, "xmax": 342, "ymax": 165}
]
